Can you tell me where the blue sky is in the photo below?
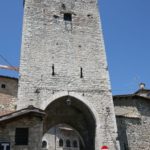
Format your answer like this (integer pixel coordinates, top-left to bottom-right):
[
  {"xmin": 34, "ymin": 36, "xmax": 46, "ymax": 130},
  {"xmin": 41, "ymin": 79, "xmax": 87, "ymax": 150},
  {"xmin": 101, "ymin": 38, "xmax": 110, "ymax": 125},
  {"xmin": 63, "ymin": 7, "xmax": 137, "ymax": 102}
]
[{"xmin": 0, "ymin": 0, "xmax": 150, "ymax": 95}]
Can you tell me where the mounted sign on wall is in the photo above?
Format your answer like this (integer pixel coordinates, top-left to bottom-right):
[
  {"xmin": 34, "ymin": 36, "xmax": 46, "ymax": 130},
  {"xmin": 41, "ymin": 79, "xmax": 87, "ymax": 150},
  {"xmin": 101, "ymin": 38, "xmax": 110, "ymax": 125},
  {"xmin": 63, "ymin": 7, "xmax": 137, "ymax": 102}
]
[
  {"xmin": 101, "ymin": 145, "xmax": 109, "ymax": 150},
  {"xmin": 0, "ymin": 142, "xmax": 10, "ymax": 150}
]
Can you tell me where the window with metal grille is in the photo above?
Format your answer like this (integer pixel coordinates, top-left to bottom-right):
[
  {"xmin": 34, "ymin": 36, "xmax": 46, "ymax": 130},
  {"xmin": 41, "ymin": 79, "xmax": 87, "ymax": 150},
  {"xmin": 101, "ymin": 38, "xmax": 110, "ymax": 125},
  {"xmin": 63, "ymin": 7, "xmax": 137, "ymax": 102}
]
[
  {"xmin": 42, "ymin": 140, "xmax": 47, "ymax": 148},
  {"xmin": 73, "ymin": 140, "xmax": 78, "ymax": 147},
  {"xmin": 66, "ymin": 139, "xmax": 71, "ymax": 147},
  {"xmin": 59, "ymin": 139, "xmax": 63, "ymax": 147},
  {"xmin": 15, "ymin": 128, "xmax": 29, "ymax": 145}
]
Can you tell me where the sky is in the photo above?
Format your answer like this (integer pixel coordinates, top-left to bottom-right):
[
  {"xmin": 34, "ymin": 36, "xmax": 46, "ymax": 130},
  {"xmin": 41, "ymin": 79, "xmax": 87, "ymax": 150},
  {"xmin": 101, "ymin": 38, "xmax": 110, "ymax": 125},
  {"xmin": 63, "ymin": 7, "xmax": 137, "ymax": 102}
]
[{"xmin": 0, "ymin": 0, "xmax": 150, "ymax": 95}]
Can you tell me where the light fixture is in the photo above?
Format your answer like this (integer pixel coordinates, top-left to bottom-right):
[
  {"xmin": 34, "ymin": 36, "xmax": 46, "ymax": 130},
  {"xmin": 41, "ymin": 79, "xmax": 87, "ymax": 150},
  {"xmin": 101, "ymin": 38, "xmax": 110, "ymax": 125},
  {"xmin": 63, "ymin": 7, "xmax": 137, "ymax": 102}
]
[{"xmin": 66, "ymin": 96, "xmax": 71, "ymax": 106}]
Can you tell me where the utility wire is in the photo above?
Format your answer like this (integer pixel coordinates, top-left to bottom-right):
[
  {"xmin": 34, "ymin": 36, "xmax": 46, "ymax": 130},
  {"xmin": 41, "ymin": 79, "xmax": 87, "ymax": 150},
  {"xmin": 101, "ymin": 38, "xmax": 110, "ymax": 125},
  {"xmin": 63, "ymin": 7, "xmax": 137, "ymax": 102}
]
[{"xmin": 0, "ymin": 54, "xmax": 18, "ymax": 71}]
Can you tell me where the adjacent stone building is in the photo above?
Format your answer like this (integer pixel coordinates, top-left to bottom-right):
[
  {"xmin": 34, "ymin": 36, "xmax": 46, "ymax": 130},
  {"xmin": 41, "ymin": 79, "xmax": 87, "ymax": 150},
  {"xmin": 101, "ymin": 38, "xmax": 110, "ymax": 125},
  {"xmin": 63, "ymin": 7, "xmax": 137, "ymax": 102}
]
[
  {"xmin": 0, "ymin": 106, "xmax": 45, "ymax": 150},
  {"xmin": 114, "ymin": 85, "xmax": 150, "ymax": 150},
  {"xmin": 0, "ymin": 76, "xmax": 17, "ymax": 116}
]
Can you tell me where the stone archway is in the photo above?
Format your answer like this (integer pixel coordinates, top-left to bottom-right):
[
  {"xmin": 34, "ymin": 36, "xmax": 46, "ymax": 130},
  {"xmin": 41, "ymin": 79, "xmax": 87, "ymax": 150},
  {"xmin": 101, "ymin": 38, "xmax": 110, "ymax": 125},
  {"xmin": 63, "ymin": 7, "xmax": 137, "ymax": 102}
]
[{"xmin": 44, "ymin": 96, "xmax": 96, "ymax": 150}]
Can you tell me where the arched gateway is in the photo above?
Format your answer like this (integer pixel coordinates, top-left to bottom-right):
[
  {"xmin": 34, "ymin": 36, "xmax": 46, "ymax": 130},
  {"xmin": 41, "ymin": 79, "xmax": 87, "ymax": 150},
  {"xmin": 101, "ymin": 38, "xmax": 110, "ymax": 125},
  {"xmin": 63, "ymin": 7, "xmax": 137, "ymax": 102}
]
[
  {"xmin": 43, "ymin": 96, "xmax": 96, "ymax": 150},
  {"xmin": 17, "ymin": 0, "xmax": 120, "ymax": 149}
]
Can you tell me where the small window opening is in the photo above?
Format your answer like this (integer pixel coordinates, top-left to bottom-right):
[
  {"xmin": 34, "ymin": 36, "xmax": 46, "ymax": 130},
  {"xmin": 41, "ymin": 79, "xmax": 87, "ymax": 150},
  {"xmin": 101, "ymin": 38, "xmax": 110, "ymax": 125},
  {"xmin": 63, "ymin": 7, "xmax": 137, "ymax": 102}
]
[
  {"xmin": 53, "ymin": 15, "xmax": 59, "ymax": 24},
  {"xmin": 66, "ymin": 139, "xmax": 71, "ymax": 147},
  {"xmin": 15, "ymin": 128, "xmax": 29, "ymax": 145},
  {"xmin": 64, "ymin": 13, "xmax": 72, "ymax": 21},
  {"xmin": 42, "ymin": 140, "xmax": 47, "ymax": 148},
  {"xmin": 1, "ymin": 84, "xmax": 6, "ymax": 89},
  {"xmin": 62, "ymin": 4, "xmax": 66, "ymax": 10},
  {"xmin": 53, "ymin": 15, "xmax": 59, "ymax": 19},
  {"xmin": 73, "ymin": 140, "xmax": 78, "ymax": 147},
  {"xmin": 59, "ymin": 139, "xmax": 63, "ymax": 147},
  {"xmin": 52, "ymin": 64, "xmax": 55, "ymax": 76},
  {"xmin": 87, "ymin": 14, "xmax": 93, "ymax": 18},
  {"xmin": 80, "ymin": 67, "xmax": 83, "ymax": 78}
]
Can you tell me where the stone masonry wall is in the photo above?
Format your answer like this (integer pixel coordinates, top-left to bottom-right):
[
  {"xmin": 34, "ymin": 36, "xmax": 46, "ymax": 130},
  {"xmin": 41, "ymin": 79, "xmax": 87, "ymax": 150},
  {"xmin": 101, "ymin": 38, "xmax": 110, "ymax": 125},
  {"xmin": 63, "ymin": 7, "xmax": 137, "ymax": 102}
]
[
  {"xmin": 115, "ymin": 97, "xmax": 150, "ymax": 150},
  {"xmin": 0, "ymin": 116, "xmax": 43, "ymax": 150},
  {"xmin": 18, "ymin": 0, "xmax": 119, "ymax": 149},
  {"xmin": 0, "ymin": 76, "xmax": 18, "ymax": 116}
]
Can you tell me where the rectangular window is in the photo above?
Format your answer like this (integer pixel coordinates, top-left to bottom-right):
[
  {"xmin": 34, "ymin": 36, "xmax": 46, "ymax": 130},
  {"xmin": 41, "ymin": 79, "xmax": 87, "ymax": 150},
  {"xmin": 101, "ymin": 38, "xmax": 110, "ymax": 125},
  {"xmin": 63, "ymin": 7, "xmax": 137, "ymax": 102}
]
[
  {"xmin": 64, "ymin": 13, "xmax": 72, "ymax": 21},
  {"xmin": 1, "ymin": 84, "xmax": 6, "ymax": 89},
  {"xmin": 15, "ymin": 128, "xmax": 29, "ymax": 145}
]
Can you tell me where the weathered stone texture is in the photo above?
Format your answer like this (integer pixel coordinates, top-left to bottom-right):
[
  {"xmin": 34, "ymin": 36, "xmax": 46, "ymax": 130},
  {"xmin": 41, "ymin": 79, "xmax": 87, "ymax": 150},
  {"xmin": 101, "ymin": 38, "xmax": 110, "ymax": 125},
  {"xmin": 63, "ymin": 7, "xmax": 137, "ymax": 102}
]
[
  {"xmin": 0, "ymin": 76, "xmax": 18, "ymax": 116},
  {"xmin": 18, "ymin": 0, "xmax": 111, "ymax": 107},
  {"xmin": 1, "ymin": 75, "xmax": 150, "ymax": 150},
  {"xmin": 18, "ymin": 0, "xmax": 119, "ymax": 149},
  {"xmin": 0, "ymin": 116, "xmax": 43, "ymax": 150},
  {"xmin": 114, "ymin": 96, "xmax": 150, "ymax": 150}
]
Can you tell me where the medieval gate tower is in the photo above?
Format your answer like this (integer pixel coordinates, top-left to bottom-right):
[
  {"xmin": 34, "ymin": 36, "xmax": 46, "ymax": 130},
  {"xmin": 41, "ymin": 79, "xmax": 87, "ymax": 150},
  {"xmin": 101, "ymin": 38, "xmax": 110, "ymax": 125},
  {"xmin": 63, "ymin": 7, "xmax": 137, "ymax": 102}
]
[{"xmin": 17, "ymin": 0, "xmax": 119, "ymax": 150}]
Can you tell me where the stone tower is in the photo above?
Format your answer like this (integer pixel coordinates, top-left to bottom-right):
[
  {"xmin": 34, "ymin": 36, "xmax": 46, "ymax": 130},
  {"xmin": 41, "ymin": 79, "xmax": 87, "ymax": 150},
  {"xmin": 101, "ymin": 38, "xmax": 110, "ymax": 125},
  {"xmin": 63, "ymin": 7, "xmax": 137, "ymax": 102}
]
[{"xmin": 18, "ymin": 0, "xmax": 119, "ymax": 150}]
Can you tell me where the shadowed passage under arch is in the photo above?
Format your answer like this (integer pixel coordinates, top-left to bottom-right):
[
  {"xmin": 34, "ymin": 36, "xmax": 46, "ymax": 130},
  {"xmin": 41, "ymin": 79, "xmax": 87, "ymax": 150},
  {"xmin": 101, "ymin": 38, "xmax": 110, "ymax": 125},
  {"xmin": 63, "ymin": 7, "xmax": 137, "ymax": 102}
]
[{"xmin": 44, "ymin": 96, "xmax": 96, "ymax": 150}]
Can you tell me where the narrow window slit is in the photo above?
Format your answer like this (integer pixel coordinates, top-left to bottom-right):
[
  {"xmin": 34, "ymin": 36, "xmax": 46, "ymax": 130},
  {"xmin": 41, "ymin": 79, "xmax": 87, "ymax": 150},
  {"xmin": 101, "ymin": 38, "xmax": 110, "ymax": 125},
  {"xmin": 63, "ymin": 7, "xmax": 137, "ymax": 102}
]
[
  {"xmin": 80, "ymin": 67, "xmax": 83, "ymax": 78},
  {"xmin": 52, "ymin": 64, "xmax": 55, "ymax": 76}
]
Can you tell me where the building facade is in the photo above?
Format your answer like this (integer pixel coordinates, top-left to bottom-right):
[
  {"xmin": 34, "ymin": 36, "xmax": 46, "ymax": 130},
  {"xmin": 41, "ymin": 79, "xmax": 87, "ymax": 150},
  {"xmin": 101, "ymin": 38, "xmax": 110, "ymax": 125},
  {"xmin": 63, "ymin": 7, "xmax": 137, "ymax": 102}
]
[
  {"xmin": 0, "ymin": 76, "xmax": 17, "ymax": 116},
  {"xmin": 2, "ymin": 0, "xmax": 150, "ymax": 150},
  {"xmin": 1, "ymin": 74, "xmax": 150, "ymax": 150},
  {"xmin": 114, "ymin": 86, "xmax": 150, "ymax": 150},
  {"xmin": 17, "ymin": 0, "xmax": 119, "ymax": 150},
  {"xmin": 0, "ymin": 106, "xmax": 45, "ymax": 150}
]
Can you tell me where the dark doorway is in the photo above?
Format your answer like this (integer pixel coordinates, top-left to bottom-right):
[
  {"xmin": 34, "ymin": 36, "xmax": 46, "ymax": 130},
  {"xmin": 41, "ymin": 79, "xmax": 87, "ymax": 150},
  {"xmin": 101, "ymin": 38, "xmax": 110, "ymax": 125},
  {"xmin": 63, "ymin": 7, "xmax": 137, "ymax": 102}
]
[{"xmin": 44, "ymin": 96, "xmax": 96, "ymax": 150}]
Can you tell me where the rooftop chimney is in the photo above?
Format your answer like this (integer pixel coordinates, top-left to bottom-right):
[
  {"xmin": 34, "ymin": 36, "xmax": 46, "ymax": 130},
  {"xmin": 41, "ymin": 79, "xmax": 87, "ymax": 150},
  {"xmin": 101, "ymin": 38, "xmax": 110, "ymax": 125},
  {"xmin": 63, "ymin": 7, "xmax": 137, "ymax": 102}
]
[{"xmin": 139, "ymin": 83, "xmax": 145, "ymax": 90}]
